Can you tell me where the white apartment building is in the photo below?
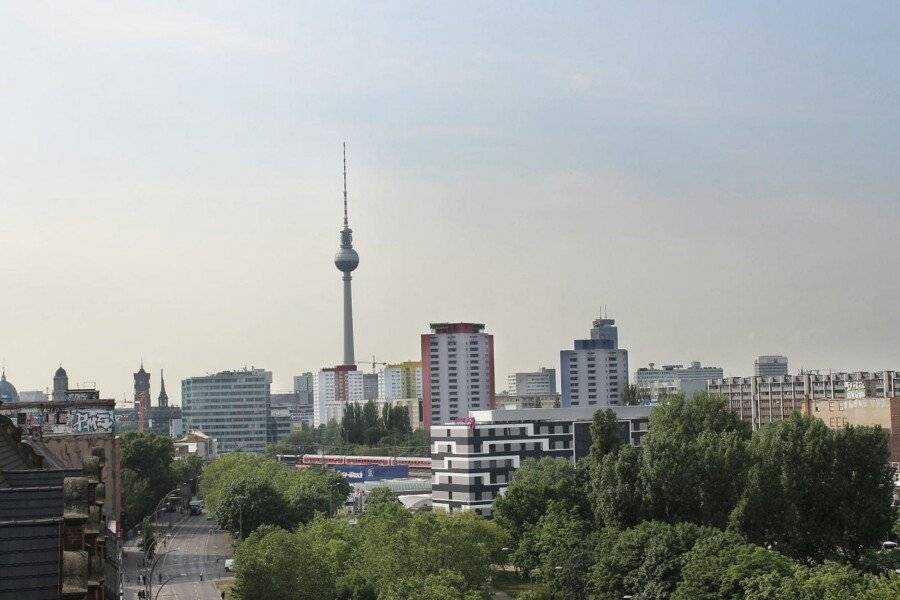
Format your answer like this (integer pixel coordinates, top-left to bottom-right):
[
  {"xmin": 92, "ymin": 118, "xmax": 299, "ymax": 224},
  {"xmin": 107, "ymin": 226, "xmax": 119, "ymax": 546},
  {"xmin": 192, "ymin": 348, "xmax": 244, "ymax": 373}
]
[
  {"xmin": 313, "ymin": 366, "xmax": 364, "ymax": 426},
  {"xmin": 635, "ymin": 361, "xmax": 724, "ymax": 400},
  {"xmin": 421, "ymin": 323, "xmax": 495, "ymax": 427},
  {"xmin": 507, "ymin": 368, "xmax": 557, "ymax": 396},
  {"xmin": 378, "ymin": 361, "xmax": 423, "ymax": 401},
  {"xmin": 560, "ymin": 318, "xmax": 628, "ymax": 407},
  {"xmin": 181, "ymin": 368, "xmax": 272, "ymax": 454},
  {"xmin": 754, "ymin": 355, "xmax": 789, "ymax": 377},
  {"xmin": 709, "ymin": 370, "xmax": 900, "ymax": 427}
]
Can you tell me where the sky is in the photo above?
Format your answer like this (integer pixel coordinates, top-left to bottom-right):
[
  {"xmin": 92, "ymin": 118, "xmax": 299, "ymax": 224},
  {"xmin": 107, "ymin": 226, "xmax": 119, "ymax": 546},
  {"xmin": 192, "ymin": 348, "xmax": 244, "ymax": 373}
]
[{"xmin": 1, "ymin": 1, "xmax": 899, "ymax": 404}]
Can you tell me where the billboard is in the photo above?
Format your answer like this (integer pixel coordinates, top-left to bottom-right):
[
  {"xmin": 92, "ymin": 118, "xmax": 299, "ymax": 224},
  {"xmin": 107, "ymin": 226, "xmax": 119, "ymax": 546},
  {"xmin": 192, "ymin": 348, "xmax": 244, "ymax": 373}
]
[{"xmin": 334, "ymin": 464, "xmax": 409, "ymax": 481}]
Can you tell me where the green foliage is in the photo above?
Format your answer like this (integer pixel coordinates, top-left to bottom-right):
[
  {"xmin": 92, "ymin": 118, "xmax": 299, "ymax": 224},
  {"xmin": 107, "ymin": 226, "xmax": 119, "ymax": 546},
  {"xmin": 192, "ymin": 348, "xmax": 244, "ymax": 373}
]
[
  {"xmin": 202, "ymin": 454, "xmax": 352, "ymax": 537},
  {"xmin": 590, "ymin": 444, "xmax": 643, "ymax": 528},
  {"xmin": 494, "ymin": 457, "xmax": 589, "ymax": 548},
  {"xmin": 639, "ymin": 393, "xmax": 751, "ymax": 528},
  {"xmin": 217, "ymin": 477, "xmax": 292, "ymax": 537},
  {"xmin": 229, "ymin": 504, "xmax": 505, "ymax": 600},
  {"xmin": 730, "ymin": 413, "xmax": 894, "ymax": 563},
  {"xmin": 232, "ymin": 525, "xmax": 336, "ymax": 600},
  {"xmin": 121, "ymin": 431, "xmax": 180, "ymax": 527},
  {"xmin": 517, "ymin": 501, "xmax": 594, "ymax": 599},
  {"xmin": 170, "ymin": 453, "xmax": 203, "ymax": 484},
  {"xmin": 138, "ymin": 516, "xmax": 157, "ymax": 559},
  {"xmin": 672, "ymin": 530, "xmax": 797, "ymax": 600},
  {"xmin": 588, "ymin": 408, "xmax": 623, "ymax": 464},
  {"xmin": 379, "ymin": 571, "xmax": 482, "ymax": 600},
  {"xmin": 264, "ymin": 414, "xmax": 429, "ymax": 458},
  {"xmin": 590, "ymin": 521, "xmax": 721, "ymax": 600}
]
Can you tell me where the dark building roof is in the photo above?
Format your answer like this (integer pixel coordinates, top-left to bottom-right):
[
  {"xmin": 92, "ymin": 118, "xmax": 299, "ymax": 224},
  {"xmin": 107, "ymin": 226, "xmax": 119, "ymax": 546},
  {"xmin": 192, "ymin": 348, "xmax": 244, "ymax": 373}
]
[
  {"xmin": 0, "ymin": 486, "xmax": 64, "ymax": 520},
  {"xmin": 0, "ymin": 518, "xmax": 64, "ymax": 600}
]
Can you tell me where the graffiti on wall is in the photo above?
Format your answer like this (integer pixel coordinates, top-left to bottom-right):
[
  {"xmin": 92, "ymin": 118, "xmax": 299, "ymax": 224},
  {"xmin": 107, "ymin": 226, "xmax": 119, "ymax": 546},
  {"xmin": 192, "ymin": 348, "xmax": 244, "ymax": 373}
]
[{"xmin": 71, "ymin": 409, "xmax": 114, "ymax": 433}]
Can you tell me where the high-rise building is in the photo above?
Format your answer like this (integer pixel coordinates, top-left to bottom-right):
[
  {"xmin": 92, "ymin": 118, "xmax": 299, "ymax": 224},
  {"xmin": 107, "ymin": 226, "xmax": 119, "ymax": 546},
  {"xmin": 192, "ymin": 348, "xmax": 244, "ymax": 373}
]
[
  {"xmin": 134, "ymin": 363, "xmax": 151, "ymax": 432},
  {"xmin": 293, "ymin": 372, "xmax": 315, "ymax": 404},
  {"xmin": 635, "ymin": 361, "xmax": 724, "ymax": 400},
  {"xmin": 313, "ymin": 366, "xmax": 364, "ymax": 426},
  {"xmin": 334, "ymin": 143, "xmax": 360, "ymax": 367},
  {"xmin": 378, "ymin": 361, "xmax": 423, "ymax": 401},
  {"xmin": 507, "ymin": 368, "xmax": 557, "ymax": 396},
  {"xmin": 421, "ymin": 323, "xmax": 495, "ymax": 427},
  {"xmin": 754, "ymin": 355, "xmax": 789, "ymax": 377},
  {"xmin": 363, "ymin": 373, "xmax": 379, "ymax": 400},
  {"xmin": 181, "ymin": 368, "xmax": 272, "ymax": 453},
  {"xmin": 560, "ymin": 317, "xmax": 629, "ymax": 407},
  {"xmin": 709, "ymin": 370, "xmax": 900, "ymax": 428}
]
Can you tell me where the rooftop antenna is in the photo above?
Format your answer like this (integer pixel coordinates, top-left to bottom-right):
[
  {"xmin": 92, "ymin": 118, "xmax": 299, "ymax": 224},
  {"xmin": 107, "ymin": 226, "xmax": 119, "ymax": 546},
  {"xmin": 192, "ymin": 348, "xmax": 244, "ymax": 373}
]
[{"xmin": 342, "ymin": 141, "xmax": 349, "ymax": 228}]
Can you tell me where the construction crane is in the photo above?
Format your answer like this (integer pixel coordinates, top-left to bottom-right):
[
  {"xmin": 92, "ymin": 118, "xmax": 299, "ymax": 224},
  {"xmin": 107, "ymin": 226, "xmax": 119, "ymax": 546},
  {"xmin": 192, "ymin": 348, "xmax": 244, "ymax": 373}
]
[{"xmin": 357, "ymin": 355, "xmax": 388, "ymax": 373}]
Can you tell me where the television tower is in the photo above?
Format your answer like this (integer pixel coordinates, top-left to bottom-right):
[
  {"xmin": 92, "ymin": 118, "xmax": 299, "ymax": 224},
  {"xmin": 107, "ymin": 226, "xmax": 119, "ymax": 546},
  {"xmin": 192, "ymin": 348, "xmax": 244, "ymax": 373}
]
[{"xmin": 334, "ymin": 143, "xmax": 359, "ymax": 366}]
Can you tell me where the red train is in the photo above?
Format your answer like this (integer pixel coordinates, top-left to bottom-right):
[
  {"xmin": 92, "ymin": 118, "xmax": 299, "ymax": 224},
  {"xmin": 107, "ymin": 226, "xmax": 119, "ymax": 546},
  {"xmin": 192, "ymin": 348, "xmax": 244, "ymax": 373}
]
[{"xmin": 277, "ymin": 454, "xmax": 432, "ymax": 469}]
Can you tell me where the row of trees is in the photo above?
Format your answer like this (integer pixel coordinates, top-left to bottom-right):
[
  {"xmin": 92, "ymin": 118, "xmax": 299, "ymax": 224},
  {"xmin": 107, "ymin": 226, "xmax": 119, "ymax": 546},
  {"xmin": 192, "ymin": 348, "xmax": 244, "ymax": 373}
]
[
  {"xmin": 493, "ymin": 393, "xmax": 900, "ymax": 598},
  {"xmin": 265, "ymin": 403, "xmax": 430, "ymax": 457},
  {"xmin": 121, "ymin": 431, "xmax": 203, "ymax": 528},
  {"xmin": 230, "ymin": 490, "xmax": 507, "ymax": 600},
  {"xmin": 340, "ymin": 400, "xmax": 412, "ymax": 445},
  {"xmin": 200, "ymin": 453, "xmax": 351, "ymax": 537}
]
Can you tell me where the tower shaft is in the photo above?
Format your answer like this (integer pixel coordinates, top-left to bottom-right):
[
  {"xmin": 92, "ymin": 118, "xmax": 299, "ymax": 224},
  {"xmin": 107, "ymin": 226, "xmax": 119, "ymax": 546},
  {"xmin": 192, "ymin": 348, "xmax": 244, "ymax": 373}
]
[{"xmin": 343, "ymin": 273, "xmax": 355, "ymax": 365}]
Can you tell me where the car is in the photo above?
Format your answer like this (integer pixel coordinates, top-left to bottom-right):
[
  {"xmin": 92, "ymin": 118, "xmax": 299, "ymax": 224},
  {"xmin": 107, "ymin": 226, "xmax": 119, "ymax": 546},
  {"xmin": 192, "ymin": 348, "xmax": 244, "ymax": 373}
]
[
  {"xmin": 224, "ymin": 559, "xmax": 234, "ymax": 572},
  {"xmin": 882, "ymin": 541, "xmax": 898, "ymax": 550}
]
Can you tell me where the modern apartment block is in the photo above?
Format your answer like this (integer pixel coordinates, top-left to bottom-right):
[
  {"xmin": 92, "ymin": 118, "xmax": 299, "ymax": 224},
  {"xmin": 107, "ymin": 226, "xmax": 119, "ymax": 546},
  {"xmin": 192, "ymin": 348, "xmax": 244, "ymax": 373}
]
[
  {"xmin": 313, "ymin": 365, "xmax": 364, "ymax": 426},
  {"xmin": 293, "ymin": 372, "xmax": 315, "ymax": 403},
  {"xmin": 754, "ymin": 355, "xmax": 789, "ymax": 377},
  {"xmin": 363, "ymin": 373, "xmax": 379, "ymax": 400},
  {"xmin": 421, "ymin": 323, "xmax": 495, "ymax": 428},
  {"xmin": 560, "ymin": 318, "xmax": 628, "ymax": 407},
  {"xmin": 267, "ymin": 407, "xmax": 293, "ymax": 444},
  {"xmin": 635, "ymin": 361, "xmax": 724, "ymax": 400},
  {"xmin": 181, "ymin": 368, "xmax": 272, "ymax": 454},
  {"xmin": 507, "ymin": 368, "xmax": 557, "ymax": 396},
  {"xmin": 379, "ymin": 361, "xmax": 423, "ymax": 401},
  {"xmin": 708, "ymin": 370, "xmax": 900, "ymax": 428},
  {"xmin": 430, "ymin": 405, "xmax": 651, "ymax": 516}
]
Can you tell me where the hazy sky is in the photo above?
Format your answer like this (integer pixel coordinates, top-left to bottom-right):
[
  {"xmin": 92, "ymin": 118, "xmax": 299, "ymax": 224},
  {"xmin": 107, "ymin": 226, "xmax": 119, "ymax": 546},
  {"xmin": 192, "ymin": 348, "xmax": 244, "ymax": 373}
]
[{"xmin": 2, "ymin": 1, "xmax": 899, "ymax": 404}]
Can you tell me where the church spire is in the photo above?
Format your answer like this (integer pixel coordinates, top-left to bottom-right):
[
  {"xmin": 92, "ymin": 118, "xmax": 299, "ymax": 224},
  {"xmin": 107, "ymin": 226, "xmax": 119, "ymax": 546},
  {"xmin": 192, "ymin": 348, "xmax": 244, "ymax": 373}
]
[{"xmin": 158, "ymin": 369, "xmax": 169, "ymax": 407}]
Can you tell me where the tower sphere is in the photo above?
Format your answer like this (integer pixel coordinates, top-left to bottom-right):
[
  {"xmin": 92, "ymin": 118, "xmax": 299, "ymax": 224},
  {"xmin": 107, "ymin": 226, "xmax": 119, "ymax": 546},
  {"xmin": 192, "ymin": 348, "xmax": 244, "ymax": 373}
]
[{"xmin": 335, "ymin": 246, "xmax": 359, "ymax": 273}]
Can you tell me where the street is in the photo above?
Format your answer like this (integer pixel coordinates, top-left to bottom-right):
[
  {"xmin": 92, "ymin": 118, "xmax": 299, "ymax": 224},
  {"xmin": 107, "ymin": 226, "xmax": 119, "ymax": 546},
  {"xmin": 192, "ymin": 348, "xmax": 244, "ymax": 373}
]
[{"xmin": 123, "ymin": 512, "xmax": 232, "ymax": 600}]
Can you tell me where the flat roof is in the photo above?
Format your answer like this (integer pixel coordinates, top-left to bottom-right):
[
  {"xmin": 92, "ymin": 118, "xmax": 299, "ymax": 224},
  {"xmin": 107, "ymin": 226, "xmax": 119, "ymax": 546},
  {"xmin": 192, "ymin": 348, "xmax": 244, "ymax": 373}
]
[{"xmin": 434, "ymin": 405, "xmax": 652, "ymax": 427}]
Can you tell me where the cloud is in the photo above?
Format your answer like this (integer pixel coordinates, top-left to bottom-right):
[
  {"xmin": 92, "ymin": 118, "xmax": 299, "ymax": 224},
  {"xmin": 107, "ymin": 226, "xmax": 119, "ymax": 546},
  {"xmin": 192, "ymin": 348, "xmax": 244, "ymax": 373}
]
[{"xmin": 15, "ymin": 1, "xmax": 284, "ymax": 54}]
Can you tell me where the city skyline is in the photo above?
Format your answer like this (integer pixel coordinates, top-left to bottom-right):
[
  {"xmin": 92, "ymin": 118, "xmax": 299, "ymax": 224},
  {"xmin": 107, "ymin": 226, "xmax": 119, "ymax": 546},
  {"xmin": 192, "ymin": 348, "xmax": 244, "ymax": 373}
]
[{"xmin": 2, "ymin": 2, "xmax": 899, "ymax": 401}]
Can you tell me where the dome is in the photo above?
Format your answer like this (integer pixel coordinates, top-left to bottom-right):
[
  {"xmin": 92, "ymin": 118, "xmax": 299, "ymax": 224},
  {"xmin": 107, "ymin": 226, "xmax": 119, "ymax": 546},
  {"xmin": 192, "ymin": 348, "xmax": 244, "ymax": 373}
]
[
  {"xmin": 0, "ymin": 371, "xmax": 19, "ymax": 403},
  {"xmin": 54, "ymin": 366, "xmax": 67, "ymax": 378},
  {"xmin": 334, "ymin": 247, "xmax": 360, "ymax": 273}
]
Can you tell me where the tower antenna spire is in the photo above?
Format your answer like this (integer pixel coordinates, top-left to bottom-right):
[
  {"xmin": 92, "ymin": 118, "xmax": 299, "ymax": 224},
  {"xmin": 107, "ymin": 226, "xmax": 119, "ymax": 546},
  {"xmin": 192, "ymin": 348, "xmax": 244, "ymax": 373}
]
[{"xmin": 342, "ymin": 142, "xmax": 349, "ymax": 228}]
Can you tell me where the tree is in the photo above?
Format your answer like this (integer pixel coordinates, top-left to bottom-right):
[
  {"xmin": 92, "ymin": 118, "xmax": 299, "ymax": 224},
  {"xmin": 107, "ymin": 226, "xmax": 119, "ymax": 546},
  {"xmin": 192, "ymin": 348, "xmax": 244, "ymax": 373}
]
[
  {"xmin": 171, "ymin": 454, "xmax": 203, "ymax": 484},
  {"xmin": 588, "ymin": 408, "xmax": 623, "ymax": 464},
  {"xmin": 379, "ymin": 571, "xmax": 482, "ymax": 600},
  {"xmin": 591, "ymin": 444, "xmax": 644, "ymax": 528},
  {"xmin": 730, "ymin": 414, "xmax": 894, "ymax": 563},
  {"xmin": 672, "ymin": 530, "xmax": 797, "ymax": 600},
  {"xmin": 231, "ymin": 525, "xmax": 336, "ymax": 600},
  {"xmin": 519, "ymin": 501, "xmax": 594, "ymax": 599},
  {"xmin": 638, "ymin": 393, "xmax": 750, "ymax": 528},
  {"xmin": 590, "ymin": 521, "xmax": 720, "ymax": 600},
  {"xmin": 217, "ymin": 476, "xmax": 291, "ymax": 537},
  {"xmin": 121, "ymin": 432, "xmax": 178, "ymax": 526},
  {"xmin": 494, "ymin": 458, "xmax": 589, "ymax": 548},
  {"xmin": 139, "ymin": 516, "xmax": 157, "ymax": 560}
]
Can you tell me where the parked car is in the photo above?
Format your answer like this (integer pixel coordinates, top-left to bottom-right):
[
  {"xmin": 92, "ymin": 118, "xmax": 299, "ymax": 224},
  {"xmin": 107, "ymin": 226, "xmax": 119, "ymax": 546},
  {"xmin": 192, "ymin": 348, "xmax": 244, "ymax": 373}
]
[{"xmin": 224, "ymin": 559, "xmax": 234, "ymax": 572}]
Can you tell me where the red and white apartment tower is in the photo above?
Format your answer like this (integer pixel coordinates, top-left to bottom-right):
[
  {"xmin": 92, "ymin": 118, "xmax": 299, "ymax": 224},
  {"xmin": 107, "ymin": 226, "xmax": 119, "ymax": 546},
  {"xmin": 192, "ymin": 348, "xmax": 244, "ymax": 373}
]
[{"xmin": 421, "ymin": 323, "xmax": 495, "ymax": 427}]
